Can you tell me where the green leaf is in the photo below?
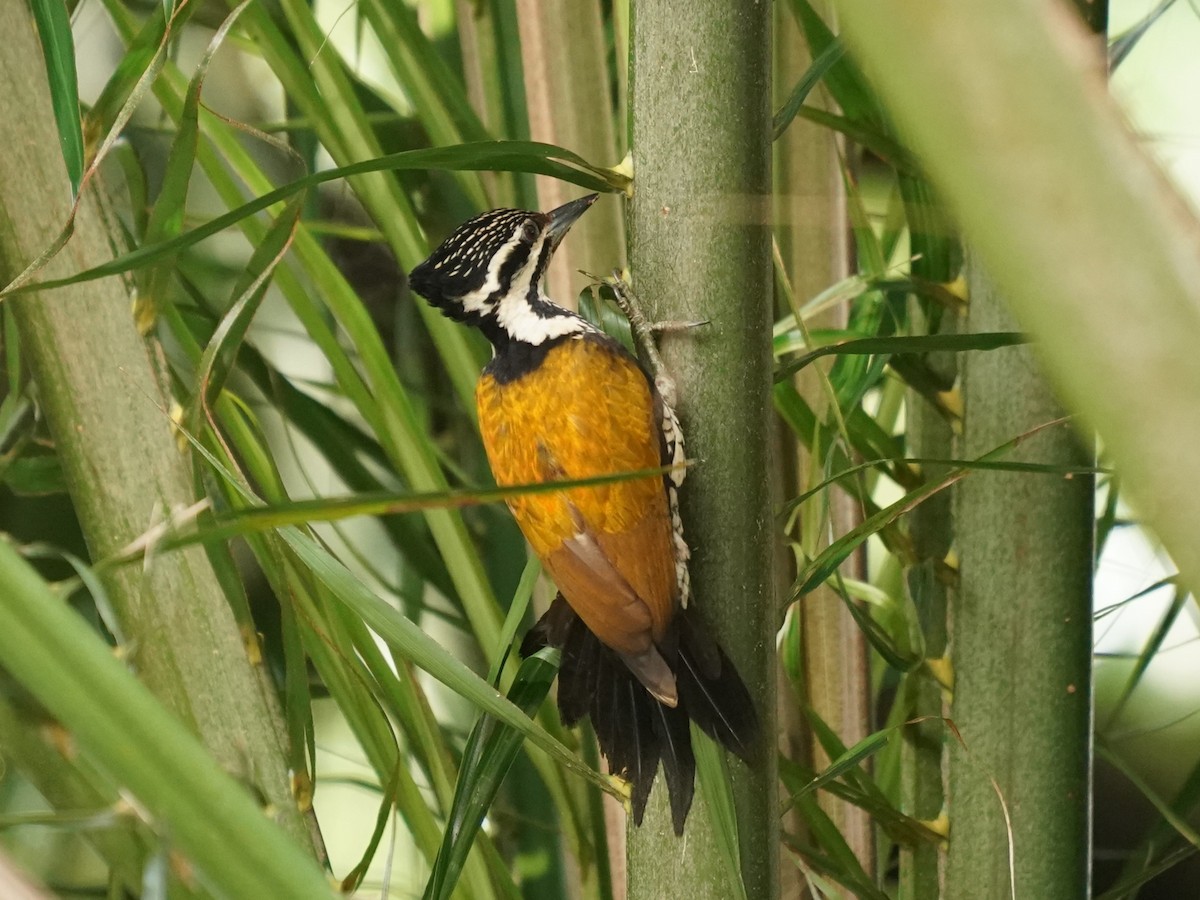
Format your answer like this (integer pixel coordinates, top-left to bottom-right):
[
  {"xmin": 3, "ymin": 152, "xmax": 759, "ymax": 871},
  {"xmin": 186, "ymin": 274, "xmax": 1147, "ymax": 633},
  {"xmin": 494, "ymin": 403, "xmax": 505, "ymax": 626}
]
[
  {"xmin": 153, "ymin": 420, "xmax": 613, "ymax": 799},
  {"xmin": 29, "ymin": 0, "xmax": 83, "ymax": 196},
  {"xmin": 173, "ymin": 297, "xmax": 460, "ymax": 604},
  {"xmin": 1, "ymin": 141, "xmax": 626, "ymax": 299},
  {"xmin": 899, "ymin": 171, "xmax": 961, "ymax": 285},
  {"xmin": 790, "ymin": 714, "xmax": 897, "ymax": 810},
  {"xmin": 795, "ymin": 105, "xmax": 916, "ymax": 172},
  {"xmin": 1109, "ymin": 0, "xmax": 1177, "ymax": 70},
  {"xmin": 278, "ymin": 524, "xmax": 604, "ymax": 790},
  {"xmin": 579, "ymin": 285, "xmax": 636, "ymax": 355},
  {"xmin": 0, "ymin": 538, "xmax": 334, "ymax": 897},
  {"xmin": 88, "ymin": 3, "xmax": 179, "ymax": 160},
  {"xmin": 775, "ymin": 331, "xmax": 1026, "ymax": 381},
  {"xmin": 488, "ymin": 556, "xmax": 542, "ymax": 681},
  {"xmin": 1, "ymin": 455, "xmax": 66, "ymax": 496},
  {"xmin": 340, "ymin": 763, "xmax": 403, "ymax": 894},
  {"xmin": 135, "ymin": 461, "xmax": 691, "ymax": 553},
  {"xmin": 138, "ymin": 1, "xmax": 253, "ymax": 326},
  {"xmin": 773, "ymin": 38, "xmax": 846, "ymax": 141},
  {"xmin": 792, "ymin": 478, "xmax": 935, "ymax": 598},
  {"xmin": 1096, "ymin": 846, "xmax": 1198, "ymax": 900},
  {"xmin": 3, "ymin": 0, "xmax": 183, "ymax": 298},
  {"xmin": 792, "ymin": 418, "xmax": 1067, "ymax": 601},
  {"xmin": 783, "ymin": 453, "xmax": 1102, "ymax": 520},
  {"xmin": 356, "ymin": 0, "xmax": 492, "ymax": 207},
  {"xmin": 20, "ymin": 543, "xmax": 125, "ymax": 645},
  {"xmin": 778, "ymin": 754, "xmax": 941, "ymax": 847},
  {"xmin": 694, "ymin": 731, "xmax": 748, "ymax": 900},
  {"xmin": 833, "ymin": 571, "xmax": 922, "ymax": 671},
  {"xmin": 785, "ymin": 0, "xmax": 880, "ymax": 125},
  {"xmin": 191, "ymin": 197, "xmax": 302, "ymax": 420},
  {"xmin": 1098, "ymin": 745, "xmax": 1200, "ymax": 853},
  {"xmin": 783, "ymin": 799, "xmax": 890, "ymax": 900},
  {"xmin": 424, "ymin": 647, "xmax": 561, "ymax": 900},
  {"xmin": 1104, "ymin": 585, "xmax": 1189, "ymax": 731}
]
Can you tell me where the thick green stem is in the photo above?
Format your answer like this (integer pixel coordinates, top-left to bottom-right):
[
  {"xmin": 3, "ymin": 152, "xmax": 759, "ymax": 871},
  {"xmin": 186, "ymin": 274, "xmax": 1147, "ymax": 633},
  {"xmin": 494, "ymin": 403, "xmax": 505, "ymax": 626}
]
[
  {"xmin": 0, "ymin": 2, "xmax": 310, "ymax": 852},
  {"xmin": 627, "ymin": 2, "xmax": 777, "ymax": 898},
  {"xmin": 950, "ymin": 264, "xmax": 1093, "ymax": 897}
]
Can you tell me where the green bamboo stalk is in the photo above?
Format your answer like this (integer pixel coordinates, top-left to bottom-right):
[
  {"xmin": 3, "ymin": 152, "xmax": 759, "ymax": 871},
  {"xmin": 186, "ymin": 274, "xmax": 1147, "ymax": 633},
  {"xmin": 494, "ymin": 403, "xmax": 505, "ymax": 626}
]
[
  {"xmin": 941, "ymin": 4, "xmax": 1102, "ymax": 895},
  {"xmin": 627, "ymin": 2, "xmax": 777, "ymax": 898},
  {"xmin": 950, "ymin": 261, "xmax": 1093, "ymax": 898},
  {"xmin": 0, "ymin": 1, "xmax": 311, "ymax": 853},
  {"xmin": 901, "ymin": 5, "xmax": 1102, "ymax": 894}
]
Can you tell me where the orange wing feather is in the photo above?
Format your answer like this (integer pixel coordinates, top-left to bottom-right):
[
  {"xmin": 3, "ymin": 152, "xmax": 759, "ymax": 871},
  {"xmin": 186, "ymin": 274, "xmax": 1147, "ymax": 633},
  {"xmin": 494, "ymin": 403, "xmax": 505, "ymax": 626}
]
[{"xmin": 477, "ymin": 337, "xmax": 677, "ymax": 658}]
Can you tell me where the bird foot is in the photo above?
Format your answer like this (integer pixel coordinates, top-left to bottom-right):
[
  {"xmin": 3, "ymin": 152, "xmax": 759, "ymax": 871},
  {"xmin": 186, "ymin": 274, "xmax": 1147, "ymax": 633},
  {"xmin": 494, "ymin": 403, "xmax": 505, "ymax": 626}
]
[{"xmin": 597, "ymin": 270, "xmax": 712, "ymax": 407}]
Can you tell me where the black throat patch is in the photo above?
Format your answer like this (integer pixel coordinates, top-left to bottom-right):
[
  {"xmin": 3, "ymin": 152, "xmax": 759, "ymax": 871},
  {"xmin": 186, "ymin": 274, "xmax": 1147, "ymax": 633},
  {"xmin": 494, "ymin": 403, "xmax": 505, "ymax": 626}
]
[{"xmin": 483, "ymin": 332, "xmax": 573, "ymax": 384}]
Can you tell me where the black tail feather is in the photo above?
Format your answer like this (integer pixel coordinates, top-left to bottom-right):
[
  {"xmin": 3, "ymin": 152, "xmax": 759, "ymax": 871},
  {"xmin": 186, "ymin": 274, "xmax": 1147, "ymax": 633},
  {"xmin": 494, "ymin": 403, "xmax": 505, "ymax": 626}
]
[
  {"xmin": 676, "ymin": 608, "xmax": 758, "ymax": 763},
  {"xmin": 556, "ymin": 606, "xmax": 595, "ymax": 725},
  {"xmin": 650, "ymin": 697, "xmax": 695, "ymax": 834},
  {"xmin": 524, "ymin": 595, "xmax": 756, "ymax": 834},
  {"xmin": 619, "ymin": 677, "xmax": 660, "ymax": 825}
]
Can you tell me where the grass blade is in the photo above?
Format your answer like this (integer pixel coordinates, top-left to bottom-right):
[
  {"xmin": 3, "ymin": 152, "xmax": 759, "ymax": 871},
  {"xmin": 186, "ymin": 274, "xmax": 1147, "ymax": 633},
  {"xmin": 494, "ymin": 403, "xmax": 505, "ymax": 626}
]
[
  {"xmin": 792, "ymin": 417, "xmax": 1071, "ymax": 599},
  {"xmin": 29, "ymin": 0, "xmax": 83, "ymax": 196},
  {"xmin": 695, "ymin": 731, "xmax": 748, "ymax": 900},
  {"xmin": 1, "ymin": 141, "xmax": 626, "ymax": 299},
  {"xmin": 784, "ymin": 0, "xmax": 880, "ymax": 124},
  {"xmin": 775, "ymin": 331, "xmax": 1025, "ymax": 381},
  {"xmin": 773, "ymin": 38, "xmax": 846, "ymax": 141},
  {"xmin": 423, "ymin": 648, "xmax": 561, "ymax": 900}
]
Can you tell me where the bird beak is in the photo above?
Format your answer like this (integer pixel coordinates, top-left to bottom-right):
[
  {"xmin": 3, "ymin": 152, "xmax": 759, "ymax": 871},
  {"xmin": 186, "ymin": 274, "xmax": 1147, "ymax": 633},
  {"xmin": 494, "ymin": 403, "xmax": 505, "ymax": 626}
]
[{"xmin": 546, "ymin": 194, "xmax": 599, "ymax": 249}]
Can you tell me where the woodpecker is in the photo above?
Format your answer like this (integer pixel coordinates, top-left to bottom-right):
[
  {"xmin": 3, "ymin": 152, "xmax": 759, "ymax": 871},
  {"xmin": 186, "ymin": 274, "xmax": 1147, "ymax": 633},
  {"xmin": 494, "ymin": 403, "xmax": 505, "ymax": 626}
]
[{"xmin": 408, "ymin": 194, "xmax": 756, "ymax": 833}]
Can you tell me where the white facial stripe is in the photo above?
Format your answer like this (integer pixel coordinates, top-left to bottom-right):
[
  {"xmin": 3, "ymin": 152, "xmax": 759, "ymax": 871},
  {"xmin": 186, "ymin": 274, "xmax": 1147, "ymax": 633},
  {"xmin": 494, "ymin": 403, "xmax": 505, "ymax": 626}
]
[
  {"xmin": 443, "ymin": 215, "xmax": 598, "ymax": 344},
  {"xmin": 491, "ymin": 229, "xmax": 596, "ymax": 344},
  {"xmin": 506, "ymin": 231, "xmax": 549, "ymax": 300},
  {"xmin": 496, "ymin": 290, "xmax": 594, "ymax": 344},
  {"xmin": 456, "ymin": 222, "xmax": 527, "ymax": 313}
]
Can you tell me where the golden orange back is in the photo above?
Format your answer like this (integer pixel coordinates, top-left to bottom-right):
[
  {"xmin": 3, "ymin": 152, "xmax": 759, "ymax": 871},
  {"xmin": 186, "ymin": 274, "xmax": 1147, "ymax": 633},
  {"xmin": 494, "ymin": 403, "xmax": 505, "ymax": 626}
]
[{"xmin": 477, "ymin": 337, "xmax": 677, "ymax": 656}]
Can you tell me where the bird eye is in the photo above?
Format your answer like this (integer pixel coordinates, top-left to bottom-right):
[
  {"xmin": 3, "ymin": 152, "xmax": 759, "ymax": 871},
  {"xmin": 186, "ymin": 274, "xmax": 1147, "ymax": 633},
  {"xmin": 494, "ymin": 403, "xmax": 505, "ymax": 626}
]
[{"xmin": 520, "ymin": 220, "xmax": 540, "ymax": 243}]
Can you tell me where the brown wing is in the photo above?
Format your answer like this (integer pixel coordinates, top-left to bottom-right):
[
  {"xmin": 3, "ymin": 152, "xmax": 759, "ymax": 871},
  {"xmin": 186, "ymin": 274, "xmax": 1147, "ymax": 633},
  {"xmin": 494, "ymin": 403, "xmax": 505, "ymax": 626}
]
[{"xmin": 477, "ymin": 337, "xmax": 678, "ymax": 660}]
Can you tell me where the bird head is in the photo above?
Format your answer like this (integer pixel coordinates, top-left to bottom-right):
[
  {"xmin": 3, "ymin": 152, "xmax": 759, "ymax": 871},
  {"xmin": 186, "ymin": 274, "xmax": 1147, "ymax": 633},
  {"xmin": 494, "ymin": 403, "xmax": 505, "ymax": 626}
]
[{"xmin": 408, "ymin": 194, "xmax": 598, "ymax": 344}]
